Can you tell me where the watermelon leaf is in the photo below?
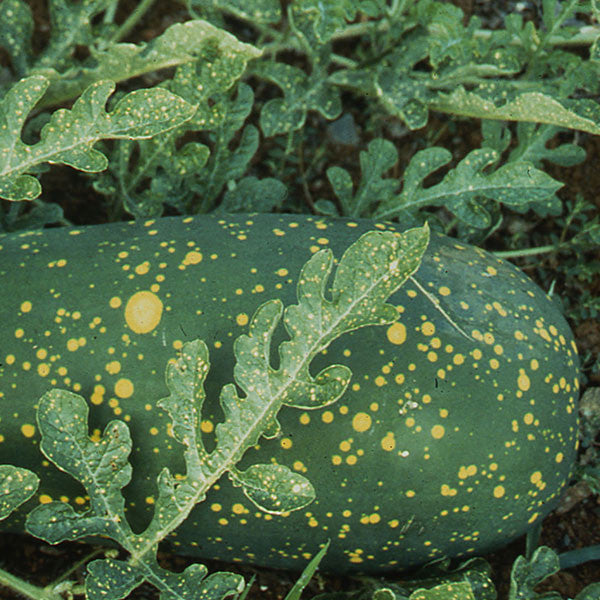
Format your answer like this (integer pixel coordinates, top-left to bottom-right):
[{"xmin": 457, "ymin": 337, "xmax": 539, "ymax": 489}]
[
  {"xmin": 0, "ymin": 465, "xmax": 39, "ymax": 521},
  {"xmin": 0, "ymin": 77, "xmax": 195, "ymax": 201}
]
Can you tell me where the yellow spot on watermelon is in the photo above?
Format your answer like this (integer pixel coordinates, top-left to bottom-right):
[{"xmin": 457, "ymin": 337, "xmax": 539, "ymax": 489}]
[
  {"xmin": 421, "ymin": 321, "xmax": 435, "ymax": 336},
  {"xmin": 21, "ymin": 424, "xmax": 35, "ymax": 438},
  {"xmin": 115, "ymin": 378, "xmax": 134, "ymax": 399},
  {"xmin": 518, "ymin": 370, "xmax": 531, "ymax": 391},
  {"xmin": 184, "ymin": 251, "xmax": 203, "ymax": 265},
  {"xmin": 91, "ymin": 385, "xmax": 105, "ymax": 405},
  {"xmin": 431, "ymin": 424, "xmax": 445, "ymax": 439},
  {"xmin": 381, "ymin": 433, "xmax": 395, "ymax": 451},
  {"xmin": 322, "ymin": 411, "xmax": 334, "ymax": 423},
  {"xmin": 109, "ymin": 296, "xmax": 122, "ymax": 309},
  {"xmin": 124, "ymin": 291, "xmax": 163, "ymax": 334},
  {"xmin": 201, "ymin": 420, "xmax": 214, "ymax": 433},
  {"xmin": 352, "ymin": 412, "xmax": 372, "ymax": 432},
  {"xmin": 386, "ymin": 322, "xmax": 406, "ymax": 345}
]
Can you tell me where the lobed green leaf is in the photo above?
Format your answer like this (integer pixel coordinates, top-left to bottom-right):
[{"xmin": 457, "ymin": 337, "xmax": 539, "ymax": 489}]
[
  {"xmin": 327, "ymin": 139, "xmax": 399, "ymax": 218},
  {"xmin": 230, "ymin": 463, "xmax": 315, "ymax": 514},
  {"xmin": 255, "ymin": 60, "xmax": 342, "ymax": 137},
  {"xmin": 158, "ymin": 566, "xmax": 244, "ymax": 600},
  {"xmin": 508, "ymin": 546, "xmax": 561, "ymax": 600},
  {"xmin": 86, "ymin": 559, "xmax": 144, "ymax": 600},
  {"xmin": 0, "ymin": 76, "xmax": 195, "ymax": 201},
  {"xmin": 0, "ymin": 465, "xmax": 39, "ymax": 520},
  {"xmin": 374, "ymin": 147, "xmax": 562, "ymax": 227},
  {"xmin": 0, "ymin": 0, "xmax": 33, "ymax": 78},
  {"xmin": 158, "ymin": 340, "xmax": 210, "ymax": 457},
  {"xmin": 25, "ymin": 388, "xmax": 133, "ymax": 543},
  {"xmin": 37, "ymin": 19, "xmax": 262, "ymax": 110},
  {"xmin": 431, "ymin": 87, "xmax": 600, "ymax": 135}
]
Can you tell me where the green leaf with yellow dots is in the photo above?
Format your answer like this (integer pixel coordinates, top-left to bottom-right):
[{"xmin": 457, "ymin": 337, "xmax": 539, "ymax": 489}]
[
  {"xmin": 0, "ymin": 465, "xmax": 38, "ymax": 520},
  {"xmin": 158, "ymin": 339, "xmax": 210, "ymax": 462},
  {"xmin": 157, "ymin": 565, "xmax": 245, "ymax": 600},
  {"xmin": 229, "ymin": 463, "xmax": 315, "ymax": 514},
  {"xmin": 0, "ymin": 0, "xmax": 33, "ymax": 78},
  {"xmin": 26, "ymin": 388, "xmax": 133, "ymax": 544},
  {"xmin": 34, "ymin": 19, "xmax": 262, "ymax": 112},
  {"xmin": 0, "ymin": 76, "xmax": 195, "ymax": 202},
  {"xmin": 213, "ymin": 226, "xmax": 429, "ymax": 465},
  {"xmin": 374, "ymin": 147, "xmax": 562, "ymax": 228},
  {"xmin": 254, "ymin": 59, "xmax": 342, "ymax": 137},
  {"xmin": 430, "ymin": 86, "xmax": 600, "ymax": 135},
  {"xmin": 85, "ymin": 558, "xmax": 144, "ymax": 600},
  {"xmin": 409, "ymin": 581, "xmax": 476, "ymax": 600}
]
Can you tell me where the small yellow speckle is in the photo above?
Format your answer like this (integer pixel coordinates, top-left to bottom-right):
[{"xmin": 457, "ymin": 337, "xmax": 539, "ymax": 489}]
[
  {"xmin": 21, "ymin": 424, "xmax": 35, "ymax": 438},
  {"xmin": 322, "ymin": 411, "xmax": 334, "ymax": 424}
]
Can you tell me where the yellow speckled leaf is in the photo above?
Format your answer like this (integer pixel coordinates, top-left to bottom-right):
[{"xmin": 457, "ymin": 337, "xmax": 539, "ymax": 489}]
[
  {"xmin": 431, "ymin": 86, "xmax": 600, "ymax": 135},
  {"xmin": 0, "ymin": 465, "xmax": 38, "ymax": 521},
  {"xmin": 409, "ymin": 581, "xmax": 476, "ymax": 600},
  {"xmin": 230, "ymin": 463, "xmax": 315, "ymax": 514},
  {"xmin": 0, "ymin": 76, "xmax": 195, "ymax": 202}
]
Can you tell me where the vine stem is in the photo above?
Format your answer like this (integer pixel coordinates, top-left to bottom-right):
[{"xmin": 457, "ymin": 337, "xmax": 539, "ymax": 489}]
[
  {"xmin": 109, "ymin": 0, "xmax": 158, "ymax": 43},
  {"xmin": 492, "ymin": 244, "xmax": 565, "ymax": 258},
  {"xmin": 0, "ymin": 566, "xmax": 62, "ymax": 600}
]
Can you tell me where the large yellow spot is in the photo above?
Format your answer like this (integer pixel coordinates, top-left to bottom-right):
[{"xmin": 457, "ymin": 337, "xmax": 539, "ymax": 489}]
[
  {"xmin": 431, "ymin": 425, "xmax": 445, "ymax": 439},
  {"xmin": 453, "ymin": 353, "xmax": 465, "ymax": 365},
  {"xmin": 352, "ymin": 412, "xmax": 372, "ymax": 432},
  {"xmin": 386, "ymin": 322, "xmax": 406, "ymax": 345},
  {"xmin": 201, "ymin": 420, "xmax": 214, "ymax": 433},
  {"xmin": 125, "ymin": 291, "xmax": 163, "ymax": 334},
  {"xmin": 115, "ymin": 378, "xmax": 134, "ymax": 399},
  {"xmin": 184, "ymin": 251, "xmax": 203, "ymax": 265},
  {"xmin": 91, "ymin": 385, "xmax": 105, "ymax": 405},
  {"xmin": 236, "ymin": 313, "xmax": 249, "ymax": 326},
  {"xmin": 21, "ymin": 301, "xmax": 32, "ymax": 313},
  {"xmin": 135, "ymin": 261, "xmax": 150, "ymax": 275}
]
